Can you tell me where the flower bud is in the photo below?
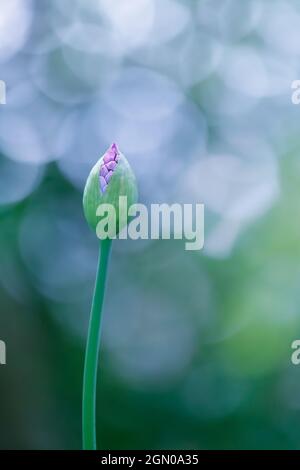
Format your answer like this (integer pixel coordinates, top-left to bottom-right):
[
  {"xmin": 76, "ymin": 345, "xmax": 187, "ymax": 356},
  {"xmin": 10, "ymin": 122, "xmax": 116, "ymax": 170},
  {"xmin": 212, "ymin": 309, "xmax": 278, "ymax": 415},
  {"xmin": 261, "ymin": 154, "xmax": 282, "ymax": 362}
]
[{"xmin": 83, "ymin": 143, "xmax": 138, "ymax": 237}]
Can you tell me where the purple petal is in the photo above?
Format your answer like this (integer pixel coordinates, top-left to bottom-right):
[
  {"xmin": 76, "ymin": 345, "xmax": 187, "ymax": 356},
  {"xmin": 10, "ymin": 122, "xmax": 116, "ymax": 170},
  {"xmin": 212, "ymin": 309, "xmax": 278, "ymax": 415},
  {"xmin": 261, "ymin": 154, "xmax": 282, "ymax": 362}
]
[
  {"xmin": 99, "ymin": 143, "xmax": 120, "ymax": 192},
  {"xmin": 105, "ymin": 171, "xmax": 113, "ymax": 183},
  {"xmin": 111, "ymin": 142, "xmax": 118, "ymax": 152},
  {"xmin": 106, "ymin": 161, "xmax": 116, "ymax": 171},
  {"xmin": 100, "ymin": 176, "xmax": 107, "ymax": 193},
  {"xmin": 103, "ymin": 142, "xmax": 119, "ymax": 163},
  {"xmin": 103, "ymin": 152, "xmax": 115, "ymax": 163},
  {"xmin": 100, "ymin": 165, "xmax": 108, "ymax": 177}
]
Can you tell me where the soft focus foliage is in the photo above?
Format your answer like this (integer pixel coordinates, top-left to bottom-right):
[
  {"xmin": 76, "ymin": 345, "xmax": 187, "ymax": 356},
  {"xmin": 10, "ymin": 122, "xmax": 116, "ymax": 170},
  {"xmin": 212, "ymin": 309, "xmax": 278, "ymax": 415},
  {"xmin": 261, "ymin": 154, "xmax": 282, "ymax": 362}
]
[{"xmin": 0, "ymin": 0, "xmax": 300, "ymax": 449}]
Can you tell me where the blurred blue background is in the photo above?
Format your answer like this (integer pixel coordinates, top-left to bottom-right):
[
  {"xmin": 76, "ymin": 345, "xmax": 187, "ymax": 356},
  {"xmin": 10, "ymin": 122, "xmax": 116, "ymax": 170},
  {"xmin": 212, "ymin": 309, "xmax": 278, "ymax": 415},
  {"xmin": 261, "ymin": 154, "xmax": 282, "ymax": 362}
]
[{"xmin": 1, "ymin": 0, "xmax": 300, "ymax": 449}]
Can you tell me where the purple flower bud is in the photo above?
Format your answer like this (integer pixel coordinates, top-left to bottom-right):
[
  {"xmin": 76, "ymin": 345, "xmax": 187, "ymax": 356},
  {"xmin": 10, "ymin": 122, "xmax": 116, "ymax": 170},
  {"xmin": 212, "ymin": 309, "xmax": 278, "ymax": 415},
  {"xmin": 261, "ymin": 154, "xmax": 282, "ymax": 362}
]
[
  {"xmin": 99, "ymin": 143, "xmax": 120, "ymax": 193},
  {"xmin": 103, "ymin": 142, "xmax": 119, "ymax": 163},
  {"xmin": 83, "ymin": 143, "xmax": 138, "ymax": 234}
]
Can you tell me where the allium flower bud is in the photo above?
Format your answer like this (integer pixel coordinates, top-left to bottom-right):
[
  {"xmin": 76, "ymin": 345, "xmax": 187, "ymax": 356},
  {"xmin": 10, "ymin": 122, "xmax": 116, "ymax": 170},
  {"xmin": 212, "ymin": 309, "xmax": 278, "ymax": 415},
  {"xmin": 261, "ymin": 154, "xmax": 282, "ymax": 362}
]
[{"xmin": 83, "ymin": 143, "xmax": 138, "ymax": 237}]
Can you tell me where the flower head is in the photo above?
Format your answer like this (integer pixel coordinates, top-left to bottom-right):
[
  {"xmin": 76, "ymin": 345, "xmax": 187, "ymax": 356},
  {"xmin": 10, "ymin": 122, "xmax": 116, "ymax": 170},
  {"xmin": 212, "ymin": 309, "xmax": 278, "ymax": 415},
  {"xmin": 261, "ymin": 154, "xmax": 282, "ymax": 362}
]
[
  {"xmin": 83, "ymin": 143, "xmax": 138, "ymax": 237},
  {"xmin": 99, "ymin": 143, "xmax": 120, "ymax": 193}
]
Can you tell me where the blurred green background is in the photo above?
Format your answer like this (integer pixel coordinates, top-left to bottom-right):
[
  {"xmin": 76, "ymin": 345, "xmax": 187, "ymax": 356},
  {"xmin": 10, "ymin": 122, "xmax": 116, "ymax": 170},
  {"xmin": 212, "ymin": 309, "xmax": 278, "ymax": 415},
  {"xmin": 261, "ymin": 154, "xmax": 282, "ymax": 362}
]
[{"xmin": 1, "ymin": 0, "xmax": 300, "ymax": 450}]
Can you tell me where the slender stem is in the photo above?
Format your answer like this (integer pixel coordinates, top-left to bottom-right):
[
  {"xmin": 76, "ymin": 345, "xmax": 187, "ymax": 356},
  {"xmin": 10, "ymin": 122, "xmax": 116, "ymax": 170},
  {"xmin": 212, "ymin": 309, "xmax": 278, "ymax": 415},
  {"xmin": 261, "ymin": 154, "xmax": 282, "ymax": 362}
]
[{"xmin": 82, "ymin": 238, "xmax": 112, "ymax": 450}]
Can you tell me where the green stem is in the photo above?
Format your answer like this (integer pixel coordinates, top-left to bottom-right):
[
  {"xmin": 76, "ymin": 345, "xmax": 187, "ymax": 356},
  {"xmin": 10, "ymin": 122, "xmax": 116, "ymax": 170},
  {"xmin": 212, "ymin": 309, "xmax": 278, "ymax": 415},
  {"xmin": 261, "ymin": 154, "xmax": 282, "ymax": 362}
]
[{"xmin": 82, "ymin": 238, "xmax": 112, "ymax": 450}]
